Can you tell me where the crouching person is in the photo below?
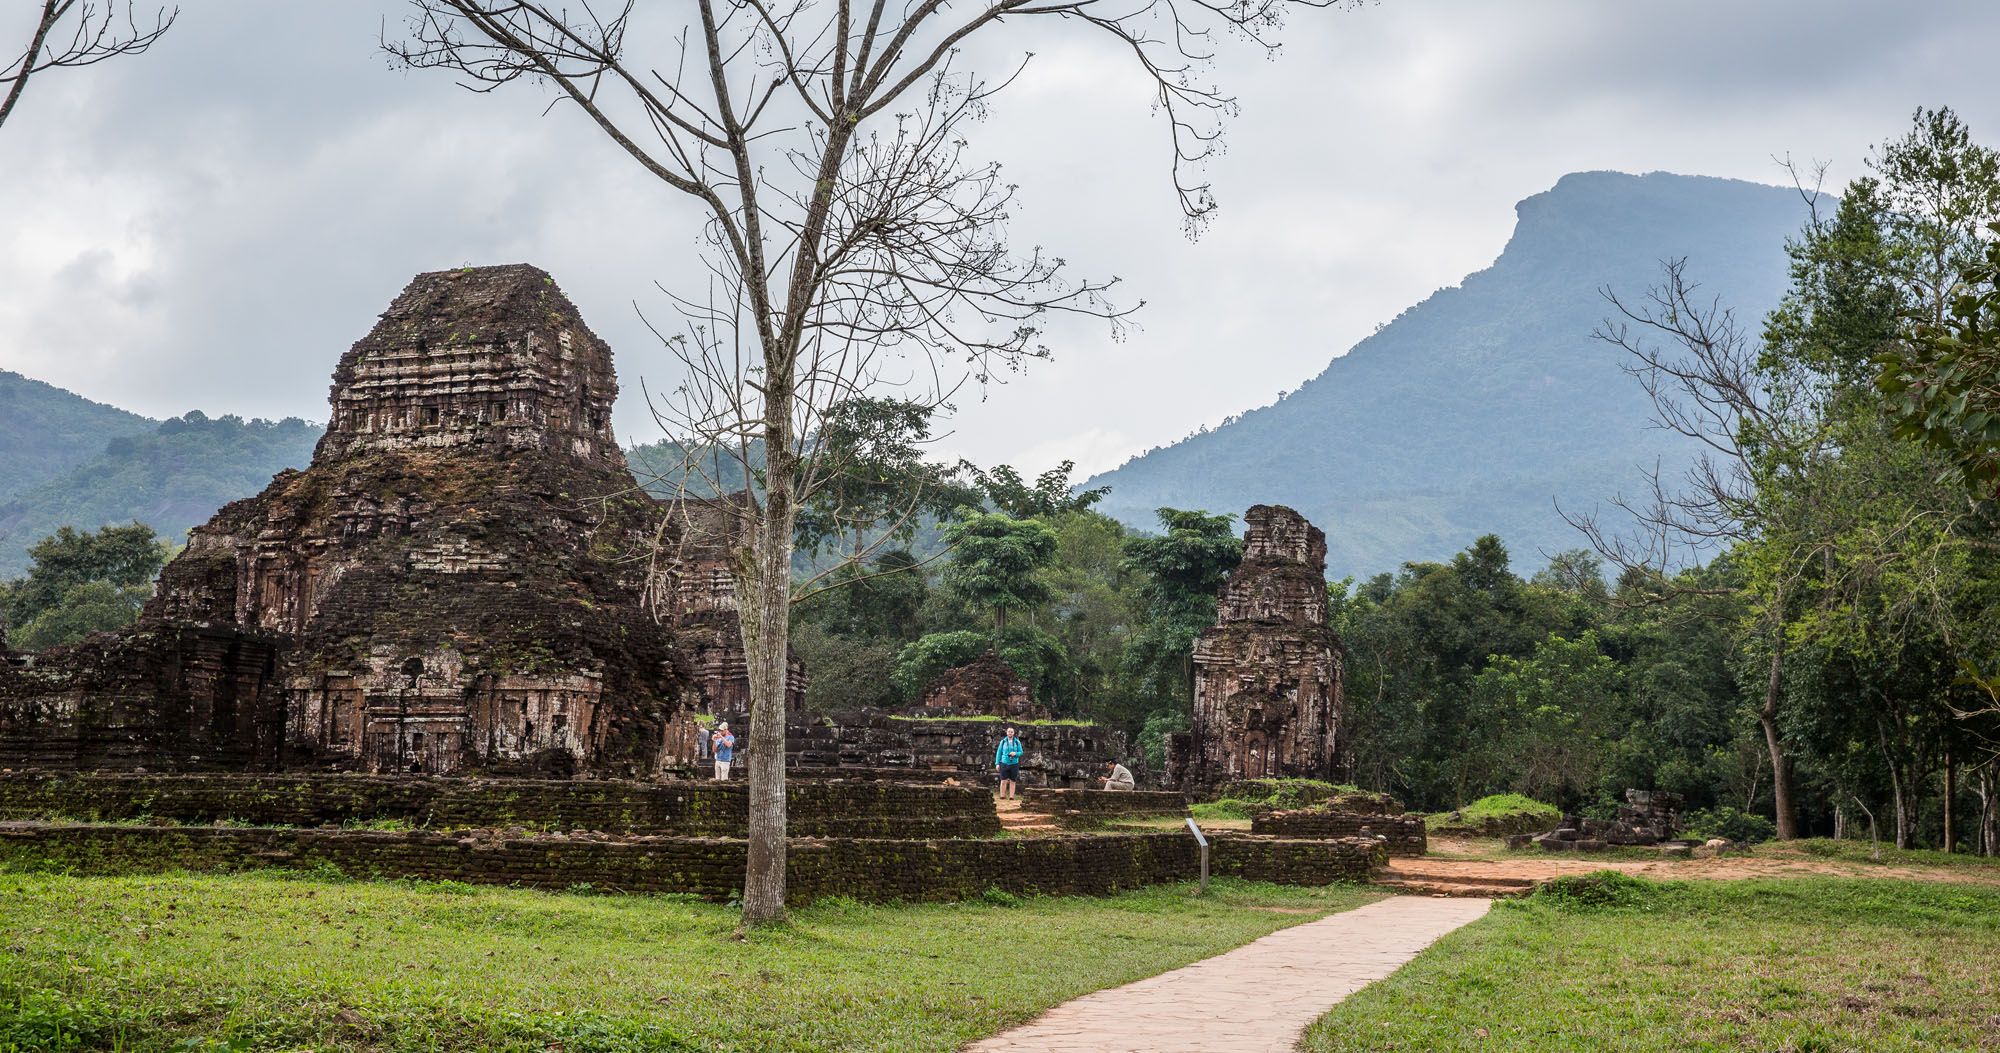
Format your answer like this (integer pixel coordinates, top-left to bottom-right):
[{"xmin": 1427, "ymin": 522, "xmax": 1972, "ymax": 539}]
[{"xmin": 1099, "ymin": 759, "xmax": 1135, "ymax": 791}]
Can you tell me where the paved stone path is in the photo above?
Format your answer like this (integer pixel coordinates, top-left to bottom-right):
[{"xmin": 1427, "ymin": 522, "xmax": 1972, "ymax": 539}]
[{"xmin": 963, "ymin": 896, "xmax": 1491, "ymax": 1053}]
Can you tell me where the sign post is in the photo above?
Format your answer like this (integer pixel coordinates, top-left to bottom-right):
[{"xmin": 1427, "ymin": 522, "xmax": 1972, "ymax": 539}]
[{"xmin": 1185, "ymin": 817, "xmax": 1209, "ymax": 894}]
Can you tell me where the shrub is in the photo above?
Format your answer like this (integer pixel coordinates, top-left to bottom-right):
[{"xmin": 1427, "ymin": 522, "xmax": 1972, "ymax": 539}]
[
  {"xmin": 1532, "ymin": 871, "xmax": 1667, "ymax": 912},
  {"xmin": 1682, "ymin": 806, "xmax": 1776, "ymax": 844}
]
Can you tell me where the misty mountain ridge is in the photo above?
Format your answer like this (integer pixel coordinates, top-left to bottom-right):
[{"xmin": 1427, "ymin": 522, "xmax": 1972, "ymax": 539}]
[
  {"xmin": 1086, "ymin": 170, "xmax": 1810, "ymax": 579},
  {"xmin": 0, "ymin": 392, "xmax": 323, "ymax": 578}
]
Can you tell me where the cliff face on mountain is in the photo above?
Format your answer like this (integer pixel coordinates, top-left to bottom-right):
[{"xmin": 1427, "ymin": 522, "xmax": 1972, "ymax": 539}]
[{"xmin": 1087, "ymin": 171, "xmax": 1809, "ymax": 578}]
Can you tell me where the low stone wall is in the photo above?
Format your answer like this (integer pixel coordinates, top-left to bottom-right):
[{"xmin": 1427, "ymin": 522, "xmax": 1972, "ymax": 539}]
[
  {"xmin": 0, "ymin": 772, "xmax": 999, "ymax": 838},
  {"xmin": 1020, "ymin": 788, "xmax": 1188, "ymax": 829},
  {"xmin": 1251, "ymin": 810, "xmax": 1427, "ymax": 857},
  {"xmin": 0, "ymin": 823, "xmax": 1382, "ymax": 903},
  {"xmin": 784, "ymin": 712, "xmax": 1140, "ymax": 789}
]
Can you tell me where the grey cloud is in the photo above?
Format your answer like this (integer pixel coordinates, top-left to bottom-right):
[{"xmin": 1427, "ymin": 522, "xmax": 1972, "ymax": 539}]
[{"xmin": 4, "ymin": 0, "xmax": 1999, "ymax": 476}]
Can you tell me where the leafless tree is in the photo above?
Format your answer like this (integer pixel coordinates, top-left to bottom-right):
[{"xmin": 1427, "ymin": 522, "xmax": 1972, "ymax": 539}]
[
  {"xmin": 1561, "ymin": 260, "xmax": 1839, "ymax": 840},
  {"xmin": 389, "ymin": 0, "xmax": 1361, "ymax": 924},
  {"xmin": 1, "ymin": 1, "xmax": 177, "ymax": 131},
  {"xmin": 1566, "ymin": 257, "xmax": 1976, "ymax": 842}
]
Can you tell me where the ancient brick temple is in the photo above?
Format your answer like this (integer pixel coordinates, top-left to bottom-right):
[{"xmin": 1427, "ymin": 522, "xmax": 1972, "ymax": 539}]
[
  {"xmin": 1172, "ymin": 505, "xmax": 1343, "ymax": 791},
  {"xmin": 0, "ymin": 265, "xmax": 764, "ymax": 777},
  {"xmin": 909, "ymin": 650, "xmax": 1050, "ymax": 722}
]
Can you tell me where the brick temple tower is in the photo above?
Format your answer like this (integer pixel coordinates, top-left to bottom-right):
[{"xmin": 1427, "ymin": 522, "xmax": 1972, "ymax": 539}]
[
  {"xmin": 0, "ymin": 266, "xmax": 696, "ymax": 776},
  {"xmin": 1173, "ymin": 505, "xmax": 1344, "ymax": 792}
]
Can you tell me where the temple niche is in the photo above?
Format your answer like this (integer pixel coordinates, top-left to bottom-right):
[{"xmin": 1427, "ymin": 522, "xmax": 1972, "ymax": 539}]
[
  {"xmin": 1171, "ymin": 505, "xmax": 1344, "ymax": 792},
  {"xmin": 0, "ymin": 264, "xmax": 758, "ymax": 778}
]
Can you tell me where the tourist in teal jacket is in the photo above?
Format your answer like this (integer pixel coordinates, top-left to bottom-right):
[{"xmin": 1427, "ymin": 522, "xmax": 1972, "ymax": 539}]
[{"xmin": 994, "ymin": 728, "xmax": 1024, "ymax": 800}]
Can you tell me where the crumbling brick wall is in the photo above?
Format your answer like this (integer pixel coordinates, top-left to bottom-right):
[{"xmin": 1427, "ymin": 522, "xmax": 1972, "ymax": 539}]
[
  {"xmin": 0, "ymin": 771, "xmax": 1000, "ymax": 838},
  {"xmin": 0, "ymin": 824, "xmax": 1382, "ymax": 903},
  {"xmin": 1020, "ymin": 788, "xmax": 1189, "ymax": 829},
  {"xmin": 1250, "ymin": 810, "xmax": 1427, "ymax": 856},
  {"xmin": 908, "ymin": 650, "xmax": 1050, "ymax": 721},
  {"xmin": 785, "ymin": 711, "xmax": 1142, "ymax": 788}
]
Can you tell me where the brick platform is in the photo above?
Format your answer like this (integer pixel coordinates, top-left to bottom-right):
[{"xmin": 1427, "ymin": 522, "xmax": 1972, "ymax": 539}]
[
  {"xmin": 0, "ymin": 823, "xmax": 1385, "ymax": 903},
  {"xmin": 1020, "ymin": 788, "xmax": 1190, "ymax": 829},
  {"xmin": 1250, "ymin": 810, "xmax": 1427, "ymax": 857},
  {"xmin": 0, "ymin": 771, "xmax": 1000, "ymax": 838}
]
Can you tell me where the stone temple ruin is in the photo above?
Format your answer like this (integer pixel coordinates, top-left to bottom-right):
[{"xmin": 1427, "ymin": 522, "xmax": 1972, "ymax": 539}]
[
  {"xmin": 1512, "ymin": 789, "xmax": 1685, "ymax": 853},
  {"xmin": 1169, "ymin": 505, "xmax": 1344, "ymax": 792},
  {"xmin": 0, "ymin": 265, "xmax": 766, "ymax": 777},
  {"xmin": 909, "ymin": 650, "xmax": 1050, "ymax": 722}
]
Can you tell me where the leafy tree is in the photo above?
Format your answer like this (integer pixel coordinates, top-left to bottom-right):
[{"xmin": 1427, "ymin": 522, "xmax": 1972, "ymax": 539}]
[
  {"xmin": 1121, "ymin": 508, "xmax": 1242, "ymax": 719},
  {"xmin": 938, "ymin": 512, "xmax": 1058, "ymax": 634},
  {"xmin": 961, "ymin": 462, "xmax": 1108, "ymax": 520},
  {"xmin": 1, "ymin": 523, "xmax": 167, "ymax": 650},
  {"xmin": 1882, "ymin": 229, "xmax": 2000, "ymax": 495},
  {"xmin": 1471, "ymin": 631, "xmax": 1623, "ymax": 809},
  {"xmin": 1334, "ymin": 536, "xmax": 1576, "ymax": 808},
  {"xmin": 794, "ymin": 398, "xmax": 980, "ymax": 557}
]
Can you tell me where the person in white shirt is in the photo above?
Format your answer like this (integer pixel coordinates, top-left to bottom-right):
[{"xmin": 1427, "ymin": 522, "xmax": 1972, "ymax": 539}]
[{"xmin": 1099, "ymin": 760, "xmax": 1135, "ymax": 791}]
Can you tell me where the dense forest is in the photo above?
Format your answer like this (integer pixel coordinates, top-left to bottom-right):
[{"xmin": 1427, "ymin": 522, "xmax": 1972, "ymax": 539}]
[{"xmin": 0, "ymin": 410, "xmax": 321, "ymax": 578}]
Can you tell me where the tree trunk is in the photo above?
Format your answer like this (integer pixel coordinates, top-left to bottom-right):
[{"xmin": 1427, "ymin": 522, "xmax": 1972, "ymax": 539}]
[
  {"xmin": 1976, "ymin": 765, "xmax": 1998, "ymax": 858},
  {"xmin": 739, "ymin": 407, "xmax": 798, "ymax": 927},
  {"xmin": 1877, "ymin": 721, "xmax": 1912, "ymax": 851},
  {"xmin": 1943, "ymin": 750, "xmax": 1954, "ymax": 854},
  {"xmin": 1758, "ymin": 645, "xmax": 1800, "ymax": 839}
]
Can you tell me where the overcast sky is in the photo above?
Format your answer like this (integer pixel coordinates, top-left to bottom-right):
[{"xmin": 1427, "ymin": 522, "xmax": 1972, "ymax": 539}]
[{"xmin": 3, "ymin": 1, "xmax": 1995, "ymax": 477}]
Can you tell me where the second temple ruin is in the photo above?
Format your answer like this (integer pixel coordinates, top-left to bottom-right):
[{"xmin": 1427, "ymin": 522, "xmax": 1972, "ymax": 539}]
[{"xmin": 1170, "ymin": 504, "xmax": 1345, "ymax": 792}]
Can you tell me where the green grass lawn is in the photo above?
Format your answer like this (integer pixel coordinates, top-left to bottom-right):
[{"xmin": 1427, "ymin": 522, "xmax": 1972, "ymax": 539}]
[
  {"xmin": 1301, "ymin": 873, "xmax": 2000, "ymax": 1052},
  {"xmin": 0, "ymin": 869, "xmax": 1382, "ymax": 1053},
  {"xmin": 1424, "ymin": 793, "xmax": 1559, "ymax": 833}
]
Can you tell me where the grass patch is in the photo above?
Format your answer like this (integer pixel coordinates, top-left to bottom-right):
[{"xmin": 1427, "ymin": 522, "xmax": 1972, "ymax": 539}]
[
  {"xmin": 1301, "ymin": 874, "xmax": 2000, "ymax": 1051},
  {"xmin": 1192, "ymin": 779, "xmax": 1366, "ymax": 821},
  {"xmin": 1426, "ymin": 793, "xmax": 1559, "ymax": 833},
  {"xmin": 884, "ymin": 714, "xmax": 1095, "ymax": 727},
  {"xmin": 0, "ymin": 868, "xmax": 1381, "ymax": 1052},
  {"xmin": 1108, "ymin": 815, "xmax": 1252, "ymax": 833},
  {"xmin": 1787, "ymin": 837, "xmax": 2000, "ymax": 871}
]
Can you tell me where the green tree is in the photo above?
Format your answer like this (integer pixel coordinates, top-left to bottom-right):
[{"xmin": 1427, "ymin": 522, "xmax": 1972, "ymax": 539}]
[
  {"xmin": 794, "ymin": 398, "xmax": 980, "ymax": 558},
  {"xmin": 1121, "ymin": 508, "xmax": 1242, "ymax": 718},
  {"xmin": 1471, "ymin": 631, "xmax": 1623, "ymax": 809},
  {"xmin": 939, "ymin": 512, "xmax": 1058, "ymax": 634},
  {"xmin": 1, "ymin": 523, "xmax": 168, "ymax": 650},
  {"xmin": 961, "ymin": 461, "xmax": 1108, "ymax": 520}
]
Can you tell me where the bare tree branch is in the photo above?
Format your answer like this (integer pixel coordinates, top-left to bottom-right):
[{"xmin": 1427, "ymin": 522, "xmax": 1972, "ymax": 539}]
[{"xmin": 1, "ymin": 0, "xmax": 176, "ymax": 130}]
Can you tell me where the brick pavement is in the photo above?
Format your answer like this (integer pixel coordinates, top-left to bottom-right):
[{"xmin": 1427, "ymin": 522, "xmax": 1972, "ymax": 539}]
[{"xmin": 962, "ymin": 895, "xmax": 1491, "ymax": 1053}]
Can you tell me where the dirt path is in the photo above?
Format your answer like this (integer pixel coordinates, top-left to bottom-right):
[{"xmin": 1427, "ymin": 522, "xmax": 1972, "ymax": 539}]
[
  {"xmin": 959, "ymin": 896, "xmax": 1490, "ymax": 1053},
  {"xmin": 1404, "ymin": 837, "xmax": 2000, "ymax": 889}
]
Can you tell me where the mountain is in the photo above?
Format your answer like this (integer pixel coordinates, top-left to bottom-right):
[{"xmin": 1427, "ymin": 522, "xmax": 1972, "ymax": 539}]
[
  {"xmin": 0, "ymin": 370, "xmax": 155, "ymax": 500},
  {"xmin": 0, "ymin": 411, "xmax": 323, "ymax": 577},
  {"xmin": 1086, "ymin": 171, "xmax": 1811, "ymax": 579}
]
